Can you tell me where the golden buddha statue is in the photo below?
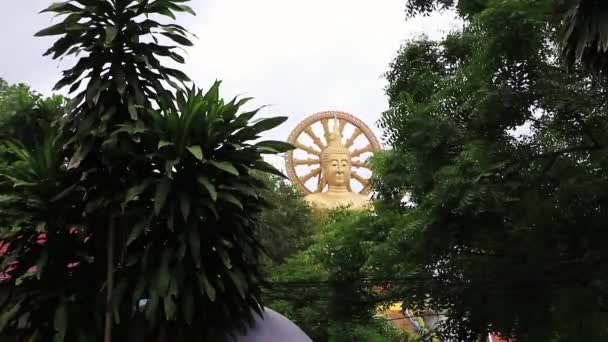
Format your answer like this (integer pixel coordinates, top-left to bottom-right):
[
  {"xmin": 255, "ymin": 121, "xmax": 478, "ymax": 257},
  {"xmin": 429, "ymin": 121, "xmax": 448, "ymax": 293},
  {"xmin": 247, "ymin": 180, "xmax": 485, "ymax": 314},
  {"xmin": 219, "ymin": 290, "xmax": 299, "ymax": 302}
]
[{"xmin": 303, "ymin": 129, "xmax": 371, "ymax": 211}]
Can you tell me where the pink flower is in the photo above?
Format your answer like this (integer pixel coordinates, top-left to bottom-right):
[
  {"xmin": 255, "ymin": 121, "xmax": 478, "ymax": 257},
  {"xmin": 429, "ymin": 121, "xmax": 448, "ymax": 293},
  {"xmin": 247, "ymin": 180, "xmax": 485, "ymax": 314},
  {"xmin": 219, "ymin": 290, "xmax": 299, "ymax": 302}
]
[{"xmin": 0, "ymin": 241, "xmax": 9, "ymax": 256}]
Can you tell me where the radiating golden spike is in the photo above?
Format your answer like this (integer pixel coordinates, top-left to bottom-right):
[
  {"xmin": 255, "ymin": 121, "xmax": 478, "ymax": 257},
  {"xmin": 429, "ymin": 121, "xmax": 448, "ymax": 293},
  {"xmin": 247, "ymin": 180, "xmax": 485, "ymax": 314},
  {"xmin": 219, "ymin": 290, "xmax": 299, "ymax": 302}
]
[
  {"xmin": 351, "ymin": 172, "xmax": 369, "ymax": 187},
  {"xmin": 350, "ymin": 144, "xmax": 373, "ymax": 158},
  {"xmin": 295, "ymin": 143, "xmax": 320, "ymax": 156},
  {"xmin": 303, "ymin": 126, "xmax": 326, "ymax": 149},
  {"xmin": 338, "ymin": 119, "xmax": 347, "ymax": 135},
  {"xmin": 332, "ymin": 114, "xmax": 339, "ymax": 130},
  {"xmin": 300, "ymin": 168, "xmax": 321, "ymax": 183},
  {"xmin": 321, "ymin": 118, "xmax": 331, "ymax": 142},
  {"xmin": 294, "ymin": 158, "xmax": 320, "ymax": 166},
  {"xmin": 345, "ymin": 128, "xmax": 362, "ymax": 148},
  {"xmin": 352, "ymin": 160, "xmax": 370, "ymax": 169}
]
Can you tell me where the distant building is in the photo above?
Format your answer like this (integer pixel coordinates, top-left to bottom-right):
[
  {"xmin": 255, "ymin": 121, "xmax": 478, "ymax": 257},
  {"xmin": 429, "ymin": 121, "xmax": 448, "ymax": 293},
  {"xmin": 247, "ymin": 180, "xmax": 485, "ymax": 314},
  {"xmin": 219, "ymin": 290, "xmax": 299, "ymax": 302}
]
[{"xmin": 379, "ymin": 303, "xmax": 511, "ymax": 342}]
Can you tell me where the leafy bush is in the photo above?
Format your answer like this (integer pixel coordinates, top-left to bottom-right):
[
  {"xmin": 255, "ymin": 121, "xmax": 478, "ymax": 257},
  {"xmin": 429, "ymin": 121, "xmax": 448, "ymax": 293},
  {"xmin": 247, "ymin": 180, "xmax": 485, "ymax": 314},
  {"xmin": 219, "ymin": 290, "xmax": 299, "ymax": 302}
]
[
  {"xmin": 264, "ymin": 209, "xmax": 414, "ymax": 342},
  {"xmin": 255, "ymin": 172, "xmax": 316, "ymax": 269},
  {"xmin": 0, "ymin": 1, "xmax": 294, "ymax": 341}
]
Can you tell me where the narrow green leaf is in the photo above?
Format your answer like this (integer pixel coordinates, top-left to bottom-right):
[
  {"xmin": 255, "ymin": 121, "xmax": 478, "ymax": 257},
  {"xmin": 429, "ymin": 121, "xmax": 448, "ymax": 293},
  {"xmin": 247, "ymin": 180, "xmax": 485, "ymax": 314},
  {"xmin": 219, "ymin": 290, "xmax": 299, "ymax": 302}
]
[
  {"xmin": 68, "ymin": 79, "xmax": 82, "ymax": 94},
  {"xmin": 228, "ymin": 270, "xmax": 247, "ymax": 299},
  {"xmin": 112, "ymin": 279, "xmax": 129, "ymax": 324},
  {"xmin": 250, "ymin": 116, "xmax": 288, "ymax": 133},
  {"xmin": 197, "ymin": 176, "xmax": 217, "ymax": 201},
  {"xmin": 53, "ymin": 303, "xmax": 67, "ymax": 342},
  {"xmin": 35, "ymin": 249, "xmax": 49, "ymax": 280},
  {"xmin": 144, "ymin": 294, "xmax": 159, "ymax": 322},
  {"xmin": 188, "ymin": 227, "xmax": 201, "ymax": 269},
  {"xmin": 128, "ymin": 104, "xmax": 138, "ymax": 121},
  {"xmin": 85, "ymin": 77, "xmax": 102, "ymax": 105},
  {"xmin": 29, "ymin": 329, "xmax": 43, "ymax": 342},
  {"xmin": 133, "ymin": 83, "xmax": 145, "ymax": 105},
  {"xmin": 157, "ymin": 248, "xmax": 171, "ymax": 295},
  {"xmin": 201, "ymin": 199, "xmax": 219, "ymax": 220},
  {"xmin": 67, "ymin": 143, "xmax": 92, "ymax": 169},
  {"xmin": 165, "ymin": 159, "xmax": 178, "ymax": 177},
  {"xmin": 179, "ymin": 191, "xmax": 191, "ymax": 221},
  {"xmin": 40, "ymin": 2, "xmax": 82, "ymax": 14},
  {"xmin": 115, "ymin": 67, "xmax": 127, "ymax": 95},
  {"xmin": 150, "ymin": 7, "xmax": 176, "ymax": 19},
  {"xmin": 105, "ymin": 26, "xmax": 118, "ymax": 45},
  {"xmin": 158, "ymin": 140, "xmax": 173, "ymax": 149},
  {"xmin": 162, "ymin": 67, "xmax": 190, "ymax": 82},
  {"xmin": 209, "ymin": 160, "xmax": 239, "ymax": 176},
  {"xmin": 35, "ymin": 22, "xmax": 67, "ymax": 37},
  {"xmin": 205, "ymin": 80, "xmax": 221, "ymax": 104},
  {"xmin": 217, "ymin": 247, "xmax": 232, "ymax": 270},
  {"xmin": 220, "ymin": 184, "xmax": 259, "ymax": 199},
  {"xmin": 182, "ymin": 286, "xmax": 194, "ymax": 325},
  {"xmin": 163, "ymin": 294, "xmax": 177, "ymax": 321},
  {"xmin": 177, "ymin": 4, "xmax": 196, "ymax": 15},
  {"xmin": 167, "ymin": 202, "xmax": 176, "ymax": 232},
  {"xmin": 127, "ymin": 218, "xmax": 148, "ymax": 246},
  {"xmin": 123, "ymin": 180, "xmax": 151, "ymax": 207},
  {"xmin": 0, "ymin": 301, "xmax": 22, "ymax": 331},
  {"xmin": 197, "ymin": 272, "xmax": 216, "ymax": 302},
  {"xmin": 186, "ymin": 145, "xmax": 203, "ymax": 160},
  {"xmin": 254, "ymin": 140, "xmax": 295, "ymax": 153},
  {"xmin": 51, "ymin": 184, "xmax": 78, "ymax": 202},
  {"xmin": 160, "ymin": 32, "xmax": 193, "ymax": 46},
  {"xmin": 154, "ymin": 178, "xmax": 172, "ymax": 215},
  {"xmin": 177, "ymin": 233, "xmax": 187, "ymax": 260},
  {"xmin": 218, "ymin": 192, "xmax": 243, "ymax": 209},
  {"xmin": 251, "ymin": 160, "xmax": 287, "ymax": 178}
]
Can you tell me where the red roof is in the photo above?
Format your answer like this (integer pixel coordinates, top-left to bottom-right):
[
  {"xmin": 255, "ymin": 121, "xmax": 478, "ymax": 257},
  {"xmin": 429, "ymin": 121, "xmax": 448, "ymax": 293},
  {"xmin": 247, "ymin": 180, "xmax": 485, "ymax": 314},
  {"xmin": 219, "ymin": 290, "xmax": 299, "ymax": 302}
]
[{"xmin": 489, "ymin": 333, "xmax": 511, "ymax": 342}]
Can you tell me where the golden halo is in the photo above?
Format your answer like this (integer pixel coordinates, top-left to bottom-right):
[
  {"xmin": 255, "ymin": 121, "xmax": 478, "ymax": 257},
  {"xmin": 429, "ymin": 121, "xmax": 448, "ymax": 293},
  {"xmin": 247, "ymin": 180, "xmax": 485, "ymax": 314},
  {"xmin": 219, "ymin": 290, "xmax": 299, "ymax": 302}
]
[{"xmin": 285, "ymin": 111, "xmax": 381, "ymax": 195}]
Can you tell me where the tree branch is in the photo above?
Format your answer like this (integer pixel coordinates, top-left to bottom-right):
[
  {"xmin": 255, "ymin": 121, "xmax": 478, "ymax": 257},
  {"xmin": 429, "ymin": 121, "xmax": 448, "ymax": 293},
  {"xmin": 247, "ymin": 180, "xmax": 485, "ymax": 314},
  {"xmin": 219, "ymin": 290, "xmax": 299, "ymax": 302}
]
[{"xmin": 104, "ymin": 216, "xmax": 115, "ymax": 342}]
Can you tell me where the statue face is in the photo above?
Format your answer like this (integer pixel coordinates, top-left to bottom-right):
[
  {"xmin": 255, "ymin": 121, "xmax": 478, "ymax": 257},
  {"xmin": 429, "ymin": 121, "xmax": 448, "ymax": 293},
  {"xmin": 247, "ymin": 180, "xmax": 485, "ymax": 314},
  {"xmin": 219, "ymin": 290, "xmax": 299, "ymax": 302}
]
[{"xmin": 323, "ymin": 153, "xmax": 351, "ymax": 187}]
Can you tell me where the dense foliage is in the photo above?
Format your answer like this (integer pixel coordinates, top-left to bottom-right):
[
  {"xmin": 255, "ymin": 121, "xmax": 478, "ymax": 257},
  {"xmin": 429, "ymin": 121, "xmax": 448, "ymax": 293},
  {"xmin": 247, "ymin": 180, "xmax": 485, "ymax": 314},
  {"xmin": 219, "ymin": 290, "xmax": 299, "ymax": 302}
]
[
  {"xmin": 0, "ymin": 80, "xmax": 66, "ymax": 232},
  {"xmin": 561, "ymin": 0, "xmax": 608, "ymax": 72},
  {"xmin": 0, "ymin": 1, "xmax": 293, "ymax": 341},
  {"xmin": 255, "ymin": 174, "xmax": 316, "ymax": 268},
  {"xmin": 405, "ymin": 0, "xmax": 608, "ymax": 72},
  {"xmin": 0, "ymin": 79, "xmax": 38, "ymax": 128},
  {"xmin": 366, "ymin": 0, "xmax": 608, "ymax": 340},
  {"xmin": 0, "ymin": 79, "xmax": 64, "ymax": 157},
  {"xmin": 265, "ymin": 209, "xmax": 414, "ymax": 342}
]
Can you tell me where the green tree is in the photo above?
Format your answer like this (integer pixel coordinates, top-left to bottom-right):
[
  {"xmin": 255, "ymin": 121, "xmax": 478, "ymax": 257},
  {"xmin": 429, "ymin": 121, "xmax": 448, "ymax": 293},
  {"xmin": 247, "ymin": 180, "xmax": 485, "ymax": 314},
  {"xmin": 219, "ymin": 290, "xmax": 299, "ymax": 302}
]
[
  {"xmin": 371, "ymin": 0, "xmax": 608, "ymax": 341},
  {"xmin": 265, "ymin": 209, "xmax": 414, "ymax": 342},
  {"xmin": 0, "ymin": 79, "xmax": 39, "ymax": 126},
  {"xmin": 0, "ymin": 1, "xmax": 293, "ymax": 342},
  {"xmin": 0, "ymin": 79, "xmax": 64, "ymax": 163},
  {"xmin": 255, "ymin": 173, "xmax": 316, "ymax": 269},
  {"xmin": 561, "ymin": 0, "xmax": 608, "ymax": 72},
  {"xmin": 403, "ymin": 0, "xmax": 608, "ymax": 72},
  {"xmin": 0, "ymin": 79, "xmax": 65, "ymax": 231}
]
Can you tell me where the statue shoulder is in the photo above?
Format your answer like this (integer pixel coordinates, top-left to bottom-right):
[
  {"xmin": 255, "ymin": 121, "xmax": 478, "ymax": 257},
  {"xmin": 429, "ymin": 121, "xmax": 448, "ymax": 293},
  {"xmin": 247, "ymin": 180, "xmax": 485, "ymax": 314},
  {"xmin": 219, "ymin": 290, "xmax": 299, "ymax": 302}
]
[
  {"xmin": 352, "ymin": 193, "xmax": 372, "ymax": 208},
  {"xmin": 303, "ymin": 191, "xmax": 371, "ymax": 211},
  {"xmin": 303, "ymin": 192, "xmax": 323, "ymax": 201},
  {"xmin": 303, "ymin": 192, "xmax": 325, "ymax": 207}
]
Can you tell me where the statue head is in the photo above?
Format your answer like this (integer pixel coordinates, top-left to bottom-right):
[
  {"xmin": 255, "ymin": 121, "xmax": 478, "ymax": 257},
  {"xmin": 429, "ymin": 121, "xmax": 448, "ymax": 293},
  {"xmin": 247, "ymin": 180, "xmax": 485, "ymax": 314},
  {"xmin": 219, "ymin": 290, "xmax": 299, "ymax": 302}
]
[{"xmin": 320, "ymin": 129, "xmax": 351, "ymax": 190}]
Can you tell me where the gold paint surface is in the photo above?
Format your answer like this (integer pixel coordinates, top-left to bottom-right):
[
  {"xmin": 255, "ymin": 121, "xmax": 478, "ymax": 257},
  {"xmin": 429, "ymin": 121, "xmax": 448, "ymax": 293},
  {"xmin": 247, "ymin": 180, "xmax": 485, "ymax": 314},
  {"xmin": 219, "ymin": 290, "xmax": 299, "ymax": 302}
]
[{"xmin": 285, "ymin": 111, "xmax": 381, "ymax": 211}]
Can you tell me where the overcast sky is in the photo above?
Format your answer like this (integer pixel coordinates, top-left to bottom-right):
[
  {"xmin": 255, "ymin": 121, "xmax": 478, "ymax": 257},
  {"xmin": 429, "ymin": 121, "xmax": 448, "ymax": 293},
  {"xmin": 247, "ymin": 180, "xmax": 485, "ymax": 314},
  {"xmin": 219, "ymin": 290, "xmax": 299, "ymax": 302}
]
[{"xmin": 0, "ymin": 0, "xmax": 458, "ymax": 166}]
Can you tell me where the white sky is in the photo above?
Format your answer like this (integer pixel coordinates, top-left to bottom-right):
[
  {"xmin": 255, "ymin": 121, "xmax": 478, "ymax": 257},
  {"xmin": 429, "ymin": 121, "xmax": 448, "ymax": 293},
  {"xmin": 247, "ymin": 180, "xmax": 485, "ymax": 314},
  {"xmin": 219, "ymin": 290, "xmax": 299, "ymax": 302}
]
[{"xmin": 0, "ymin": 0, "xmax": 459, "ymax": 169}]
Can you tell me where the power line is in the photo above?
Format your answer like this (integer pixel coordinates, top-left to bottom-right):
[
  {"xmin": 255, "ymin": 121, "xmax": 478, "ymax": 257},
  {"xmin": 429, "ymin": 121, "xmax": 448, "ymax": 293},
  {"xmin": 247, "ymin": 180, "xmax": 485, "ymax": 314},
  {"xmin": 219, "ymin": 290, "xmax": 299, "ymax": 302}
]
[{"xmin": 262, "ymin": 272, "xmax": 599, "ymax": 288}]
